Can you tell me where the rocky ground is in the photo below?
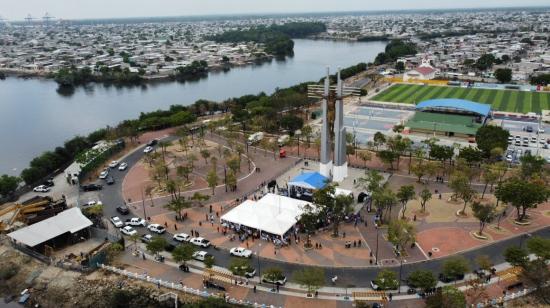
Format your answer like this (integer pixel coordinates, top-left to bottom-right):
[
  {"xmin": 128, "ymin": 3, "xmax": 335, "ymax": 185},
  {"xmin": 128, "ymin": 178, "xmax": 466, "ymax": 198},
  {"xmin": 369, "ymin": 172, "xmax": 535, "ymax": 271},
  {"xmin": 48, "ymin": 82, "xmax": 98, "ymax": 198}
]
[{"xmin": 0, "ymin": 236, "xmax": 230, "ymax": 308}]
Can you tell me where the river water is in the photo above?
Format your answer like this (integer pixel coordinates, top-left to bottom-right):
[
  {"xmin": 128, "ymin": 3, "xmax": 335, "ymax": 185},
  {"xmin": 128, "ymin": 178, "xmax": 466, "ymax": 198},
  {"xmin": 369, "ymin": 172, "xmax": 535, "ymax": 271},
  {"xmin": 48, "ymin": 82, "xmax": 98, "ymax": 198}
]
[{"xmin": 0, "ymin": 39, "xmax": 386, "ymax": 176}]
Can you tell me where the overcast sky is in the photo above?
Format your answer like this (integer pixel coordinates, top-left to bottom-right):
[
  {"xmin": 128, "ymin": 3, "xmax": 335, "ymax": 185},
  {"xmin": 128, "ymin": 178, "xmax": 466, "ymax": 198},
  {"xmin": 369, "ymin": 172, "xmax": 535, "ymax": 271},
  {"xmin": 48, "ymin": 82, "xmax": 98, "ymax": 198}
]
[{"xmin": 2, "ymin": 0, "xmax": 549, "ymax": 20}]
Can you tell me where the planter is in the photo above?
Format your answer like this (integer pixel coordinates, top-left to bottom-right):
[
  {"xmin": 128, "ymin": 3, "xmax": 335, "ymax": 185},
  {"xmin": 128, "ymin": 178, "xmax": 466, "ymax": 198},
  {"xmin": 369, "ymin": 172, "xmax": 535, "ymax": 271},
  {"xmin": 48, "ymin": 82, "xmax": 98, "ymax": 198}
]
[
  {"xmin": 455, "ymin": 210, "xmax": 468, "ymax": 218},
  {"xmin": 472, "ymin": 232, "xmax": 488, "ymax": 240},
  {"xmin": 513, "ymin": 220, "xmax": 531, "ymax": 226}
]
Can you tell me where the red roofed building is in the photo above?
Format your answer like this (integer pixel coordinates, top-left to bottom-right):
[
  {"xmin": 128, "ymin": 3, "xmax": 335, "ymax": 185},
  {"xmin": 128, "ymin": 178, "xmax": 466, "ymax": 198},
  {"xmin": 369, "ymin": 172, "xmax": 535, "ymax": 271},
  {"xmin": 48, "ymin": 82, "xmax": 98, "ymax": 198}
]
[{"xmin": 403, "ymin": 58, "xmax": 436, "ymax": 81}]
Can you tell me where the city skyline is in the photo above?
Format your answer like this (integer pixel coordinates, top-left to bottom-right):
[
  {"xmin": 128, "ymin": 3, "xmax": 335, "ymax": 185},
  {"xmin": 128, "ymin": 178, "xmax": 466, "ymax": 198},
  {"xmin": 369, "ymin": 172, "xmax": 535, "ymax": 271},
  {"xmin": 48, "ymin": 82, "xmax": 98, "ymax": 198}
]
[{"xmin": 2, "ymin": 0, "xmax": 550, "ymax": 20}]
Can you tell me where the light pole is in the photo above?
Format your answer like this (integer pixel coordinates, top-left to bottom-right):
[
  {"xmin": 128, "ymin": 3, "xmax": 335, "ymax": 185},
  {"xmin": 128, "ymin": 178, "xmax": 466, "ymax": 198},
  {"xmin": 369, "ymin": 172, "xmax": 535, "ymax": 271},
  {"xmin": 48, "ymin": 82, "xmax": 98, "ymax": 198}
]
[
  {"xmin": 75, "ymin": 177, "xmax": 80, "ymax": 208},
  {"xmin": 375, "ymin": 226, "xmax": 380, "ymax": 265},
  {"xmin": 141, "ymin": 187, "xmax": 147, "ymax": 219},
  {"xmin": 257, "ymin": 243, "xmax": 262, "ymax": 284},
  {"xmin": 398, "ymin": 257, "xmax": 405, "ymax": 294}
]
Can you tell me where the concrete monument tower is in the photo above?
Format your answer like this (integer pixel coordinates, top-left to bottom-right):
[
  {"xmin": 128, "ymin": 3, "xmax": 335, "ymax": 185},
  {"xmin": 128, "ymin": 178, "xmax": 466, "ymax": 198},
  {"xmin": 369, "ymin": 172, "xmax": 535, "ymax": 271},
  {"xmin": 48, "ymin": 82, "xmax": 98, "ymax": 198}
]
[{"xmin": 307, "ymin": 67, "xmax": 361, "ymax": 182}]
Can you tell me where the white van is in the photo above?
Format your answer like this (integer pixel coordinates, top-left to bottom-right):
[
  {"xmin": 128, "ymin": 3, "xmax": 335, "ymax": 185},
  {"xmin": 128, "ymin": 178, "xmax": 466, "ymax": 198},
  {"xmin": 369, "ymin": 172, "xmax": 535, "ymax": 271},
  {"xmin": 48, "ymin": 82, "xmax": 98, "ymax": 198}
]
[
  {"xmin": 247, "ymin": 132, "xmax": 264, "ymax": 145},
  {"xmin": 277, "ymin": 134, "xmax": 290, "ymax": 146}
]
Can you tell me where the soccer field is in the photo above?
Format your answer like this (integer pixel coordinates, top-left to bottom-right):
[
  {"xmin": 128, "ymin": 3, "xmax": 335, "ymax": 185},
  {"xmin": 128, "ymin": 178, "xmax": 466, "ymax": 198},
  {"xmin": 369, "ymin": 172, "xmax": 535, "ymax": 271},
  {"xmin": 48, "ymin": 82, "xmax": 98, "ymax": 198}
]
[{"xmin": 372, "ymin": 84, "xmax": 550, "ymax": 114}]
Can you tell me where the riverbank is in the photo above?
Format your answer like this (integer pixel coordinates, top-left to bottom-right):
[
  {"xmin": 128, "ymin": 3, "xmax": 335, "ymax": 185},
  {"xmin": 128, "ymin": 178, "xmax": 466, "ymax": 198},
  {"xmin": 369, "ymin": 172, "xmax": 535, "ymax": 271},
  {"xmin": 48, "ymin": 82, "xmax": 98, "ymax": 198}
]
[{"xmin": 0, "ymin": 39, "xmax": 387, "ymax": 176}]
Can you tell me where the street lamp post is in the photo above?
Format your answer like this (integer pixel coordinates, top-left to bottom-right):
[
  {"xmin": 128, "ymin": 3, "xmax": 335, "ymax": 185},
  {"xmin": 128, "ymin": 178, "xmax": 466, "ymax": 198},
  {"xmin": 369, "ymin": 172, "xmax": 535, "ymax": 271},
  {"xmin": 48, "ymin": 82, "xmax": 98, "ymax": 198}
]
[
  {"xmin": 75, "ymin": 177, "xmax": 80, "ymax": 208},
  {"xmin": 257, "ymin": 243, "xmax": 262, "ymax": 284},
  {"xmin": 375, "ymin": 226, "xmax": 380, "ymax": 265},
  {"xmin": 141, "ymin": 187, "xmax": 147, "ymax": 219},
  {"xmin": 398, "ymin": 257, "xmax": 404, "ymax": 294}
]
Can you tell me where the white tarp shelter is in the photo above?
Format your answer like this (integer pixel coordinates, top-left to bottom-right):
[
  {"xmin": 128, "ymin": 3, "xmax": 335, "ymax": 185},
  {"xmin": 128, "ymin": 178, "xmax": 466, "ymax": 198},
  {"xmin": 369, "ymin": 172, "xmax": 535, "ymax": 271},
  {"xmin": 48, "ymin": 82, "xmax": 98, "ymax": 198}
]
[
  {"xmin": 8, "ymin": 207, "xmax": 93, "ymax": 247},
  {"xmin": 220, "ymin": 193, "xmax": 312, "ymax": 237}
]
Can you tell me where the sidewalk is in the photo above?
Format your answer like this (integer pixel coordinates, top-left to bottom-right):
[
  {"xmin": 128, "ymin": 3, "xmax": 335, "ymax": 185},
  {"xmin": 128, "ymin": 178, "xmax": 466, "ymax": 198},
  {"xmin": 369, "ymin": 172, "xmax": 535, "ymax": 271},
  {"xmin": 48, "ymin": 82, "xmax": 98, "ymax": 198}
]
[{"xmin": 118, "ymin": 247, "xmax": 427, "ymax": 307}]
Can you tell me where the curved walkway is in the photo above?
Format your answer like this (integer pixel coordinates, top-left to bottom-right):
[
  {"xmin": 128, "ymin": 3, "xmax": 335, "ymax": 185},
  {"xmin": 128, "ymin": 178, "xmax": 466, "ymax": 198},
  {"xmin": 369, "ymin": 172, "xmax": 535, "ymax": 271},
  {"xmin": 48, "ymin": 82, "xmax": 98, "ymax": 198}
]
[{"xmin": 98, "ymin": 131, "xmax": 550, "ymax": 287}]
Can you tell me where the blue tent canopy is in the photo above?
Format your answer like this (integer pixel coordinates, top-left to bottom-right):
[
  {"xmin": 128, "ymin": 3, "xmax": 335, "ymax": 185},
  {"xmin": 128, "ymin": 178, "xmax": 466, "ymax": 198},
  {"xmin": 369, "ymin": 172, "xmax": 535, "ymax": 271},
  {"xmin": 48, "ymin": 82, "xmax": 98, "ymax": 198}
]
[
  {"xmin": 288, "ymin": 172, "xmax": 329, "ymax": 190},
  {"xmin": 416, "ymin": 99, "xmax": 491, "ymax": 117}
]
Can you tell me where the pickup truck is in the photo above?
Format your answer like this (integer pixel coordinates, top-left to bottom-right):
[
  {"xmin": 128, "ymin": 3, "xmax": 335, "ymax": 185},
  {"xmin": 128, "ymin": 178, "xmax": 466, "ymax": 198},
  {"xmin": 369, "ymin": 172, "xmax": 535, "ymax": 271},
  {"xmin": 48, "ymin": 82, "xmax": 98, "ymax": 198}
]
[{"xmin": 125, "ymin": 217, "xmax": 147, "ymax": 227}]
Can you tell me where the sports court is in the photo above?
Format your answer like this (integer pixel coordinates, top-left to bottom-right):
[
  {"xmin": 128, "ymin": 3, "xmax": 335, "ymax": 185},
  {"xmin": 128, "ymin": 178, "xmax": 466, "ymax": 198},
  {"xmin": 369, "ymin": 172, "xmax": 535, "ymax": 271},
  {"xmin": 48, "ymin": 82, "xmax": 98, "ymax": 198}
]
[{"xmin": 372, "ymin": 84, "xmax": 550, "ymax": 114}]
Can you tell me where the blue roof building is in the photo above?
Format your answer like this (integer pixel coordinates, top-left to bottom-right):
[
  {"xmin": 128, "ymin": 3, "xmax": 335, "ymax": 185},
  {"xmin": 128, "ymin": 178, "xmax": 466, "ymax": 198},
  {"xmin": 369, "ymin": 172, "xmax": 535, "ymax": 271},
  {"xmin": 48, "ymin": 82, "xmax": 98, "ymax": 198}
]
[
  {"xmin": 288, "ymin": 172, "xmax": 329, "ymax": 190},
  {"xmin": 415, "ymin": 99, "xmax": 492, "ymax": 117}
]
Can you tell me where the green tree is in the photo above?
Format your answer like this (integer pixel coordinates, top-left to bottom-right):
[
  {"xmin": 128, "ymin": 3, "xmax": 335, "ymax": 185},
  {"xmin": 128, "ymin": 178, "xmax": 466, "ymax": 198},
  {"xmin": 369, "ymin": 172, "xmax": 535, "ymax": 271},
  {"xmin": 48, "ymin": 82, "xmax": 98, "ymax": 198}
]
[
  {"xmin": 372, "ymin": 185, "xmax": 397, "ymax": 224},
  {"xmin": 293, "ymin": 268, "xmax": 325, "ymax": 295},
  {"xmin": 164, "ymin": 197, "xmax": 192, "ymax": 220},
  {"xmin": 204, "ymin": 255, "xmax": 215, "ymax": 268},
  {"xmin": 172, "ymin": 244, "xmax": 195, "ymax": 266},
  {"xmin": 106, "ymin": 243, "xmax": 124, "ymax": 262},
  {"xmin": 471, "ymin": 201, "xmax": 497, "ymax": 236},
  {"xmin": 475, "ymin": 255, "xmax": 493, "ymax": 272},
  {"xmin": 358, "ymin": 150, "xmax": 372, "ymax": 168},
  {"xmin": 373, "ymin": 132, "xmax": 386, "ymax": 150},
  {"xmin": 503, "ymin": 246, "xmax": 529, "ymax": 267},
  {"xmin": 526, "ymin": 236, "xmax": 550, "ymax": 261},
  {"xmin": 520, "ymin": 154, "xmax": 545, "ymax": 179},
  {"xmin": 458, "ymin": 146, "xmax": 484, "ymax": 165},
  {"xmin": 387, "ymin": 219, "xmax": 415, "ymax": 254},
  {"xmin": 280, "ymin": 114, "xmax": 304, "ymax": 132},
  {"xmin": 495, "ymin": 177, "xmax": 549, "ymax": 221},
  {"xmin": 374, "ymin": 269, "xmax": 399, "ymax": 290},
  {"xmin": 407, "ymin": 270, "xmax": 437, "ymax": 292},
  {"xmin": 481, "ymin": 165, "xmax": 499, "ymax": 198},
  {"xmin": 229, "ymin": 258, "xmax": 253, "ymax": 276},
  {"xmin": 377, "ymin": 150, "xmax": 398, "ymax": 170},
  {"xmin": 475, "ymin": 126, "xmax": 509, "ymax": 158},
  {"xmin": 475, "ymin": 53, "xmax": 496, "ymax": 71},
  {"xmin": 298, "ymin": 203, "xmax": 319, "ymax": 248},
  {"xmin": 263, "ymin": 267, "xmax": 284, "ymax": 284},
  {"xmin": 449, "ymin": 172, "xmax": 476, "ymax": 215},
  {"xmin": 0, "ymin": 175, "xmax": 21, "ymax": 197},
  {"xmin": 419, "ymin": 187, "xmax": 432, "ymax": 213},
  {"xmin": 426, "ymin": 286, "xmax": 466, "ymax": 308},
  {"xmin": 442, "ymin": 256, "xmax": 469, "ymax": 281},
  {"xmin": 397, "ymin": 184, "xmax": 416, "ymax": 219},
  {"xmin": 355, "ymin": 169, "xmax": 384, "ymax": 194},
  {"xmin": 206, "ymin": 168, "xmax": 219, "ymax": 195},
  {"xmin": 146, "ymin": 236, "xmax": 167, "ymax": 257},
  {"xmin": 494, "ymin": 68, "xmax": 512, "ymax": 83},
  {"xmin": 313, "ymin": 183, "xmax": 353, "ymax": 237},
  {"xmin": 200, "ymin": 149, "xmax": 211, "ymax": 165}
]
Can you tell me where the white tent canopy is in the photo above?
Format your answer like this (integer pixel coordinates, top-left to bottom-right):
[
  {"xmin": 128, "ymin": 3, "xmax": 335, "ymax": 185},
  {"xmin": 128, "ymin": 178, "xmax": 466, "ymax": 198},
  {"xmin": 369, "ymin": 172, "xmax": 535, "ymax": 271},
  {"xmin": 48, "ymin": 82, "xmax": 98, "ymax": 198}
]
[
  {"xmin": 8, "ymin": 207, "xmax": 92, "ymax": 247},
  {"xmin": 220, "ymin": 193, "xmax": 312, "ymax": 237}
]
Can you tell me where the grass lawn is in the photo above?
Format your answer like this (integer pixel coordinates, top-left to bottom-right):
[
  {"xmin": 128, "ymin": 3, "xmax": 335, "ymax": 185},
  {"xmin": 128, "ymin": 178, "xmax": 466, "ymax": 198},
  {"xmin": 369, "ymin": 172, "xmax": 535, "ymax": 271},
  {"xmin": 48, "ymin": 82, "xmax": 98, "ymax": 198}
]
[{"xmin": 372, "ymin": 84, "xmax": 550, "ymax": 114}]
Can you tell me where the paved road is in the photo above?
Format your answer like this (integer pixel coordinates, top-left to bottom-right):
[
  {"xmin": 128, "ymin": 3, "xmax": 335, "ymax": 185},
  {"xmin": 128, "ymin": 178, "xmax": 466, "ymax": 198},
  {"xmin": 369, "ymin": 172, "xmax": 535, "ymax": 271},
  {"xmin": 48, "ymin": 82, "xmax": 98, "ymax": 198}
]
[{"xmin": 93, "ymin": 134, "xmax": 550, "ymax": 288}]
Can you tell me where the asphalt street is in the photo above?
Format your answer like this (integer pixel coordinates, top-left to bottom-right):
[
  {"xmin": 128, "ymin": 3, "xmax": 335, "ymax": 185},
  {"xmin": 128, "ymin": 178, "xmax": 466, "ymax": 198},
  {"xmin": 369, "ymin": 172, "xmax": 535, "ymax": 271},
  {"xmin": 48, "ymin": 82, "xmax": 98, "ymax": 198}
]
[{"xmin": 89, "ymin": 135, "xmax": 550, "ymax": 288}]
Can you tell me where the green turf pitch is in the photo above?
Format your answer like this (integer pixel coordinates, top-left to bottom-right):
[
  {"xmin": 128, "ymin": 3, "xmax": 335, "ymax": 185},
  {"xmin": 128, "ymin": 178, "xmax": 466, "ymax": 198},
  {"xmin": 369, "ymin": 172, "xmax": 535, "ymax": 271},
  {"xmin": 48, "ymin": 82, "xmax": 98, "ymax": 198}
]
[{"xmin": 372, "ymin": 84, "xmax": 550, "ymax": 114}]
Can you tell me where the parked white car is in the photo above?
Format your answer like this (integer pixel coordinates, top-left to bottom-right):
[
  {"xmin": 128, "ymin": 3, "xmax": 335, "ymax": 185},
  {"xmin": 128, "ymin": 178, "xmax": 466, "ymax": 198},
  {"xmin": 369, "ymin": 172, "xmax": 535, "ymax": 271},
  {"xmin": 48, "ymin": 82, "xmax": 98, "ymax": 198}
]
[
  {"xmin": 33, "ymin": 185, "xmax": 50, "ymax": 192},
  {"xmin": 99, "ymin": 169, "xmax": 109, "ymax": 179},
  {"xmin": 147, "ymin": 223, "xmax": 166, "ymax": 234},
  {"xmin": 192, "ymin": 251, "xmax": 211, "ymax": 261},
  {"xmin": 110, "ymin": 216, "xmax": 123, "ymax": 228},
  {"xmin": 125, "ymin": 217, "xmax": 147, "ymax": 227},
  {"xmin": 108, "ymin": 160, "xmax": 119, "ymax": 168},
  {"xmin": 229, "ymin": 247, "xmax": 253, "ymax": 258},
  {"xmin": 173, "ymin": 233, "xmax": 191, "ymax": 242},
  {"xmin": 143, "ymin": 146, "xmax": 154, "ymax": 153},
  {"xmin": 118, "ymin": 162, "xmax": 128, "ymax": 171},
  {"xmin": 190, "ymin": 237, "xmax": 211, "ymax": 248},
  {"xmin": 120, "ymin": 226, "xmax": 137, "ymax": 236},
  {"xmin": 85, "ymin": 200, "xmax": 103, "ymax": 207}
]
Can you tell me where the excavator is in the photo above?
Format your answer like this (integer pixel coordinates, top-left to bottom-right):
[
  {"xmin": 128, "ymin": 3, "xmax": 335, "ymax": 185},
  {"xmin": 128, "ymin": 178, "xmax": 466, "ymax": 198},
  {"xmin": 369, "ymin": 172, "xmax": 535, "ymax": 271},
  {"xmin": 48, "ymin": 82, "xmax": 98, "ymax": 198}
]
[{"xmin": 0, "ymin": 196, "xmax": 67, "ymax": 232}]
